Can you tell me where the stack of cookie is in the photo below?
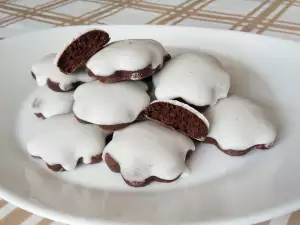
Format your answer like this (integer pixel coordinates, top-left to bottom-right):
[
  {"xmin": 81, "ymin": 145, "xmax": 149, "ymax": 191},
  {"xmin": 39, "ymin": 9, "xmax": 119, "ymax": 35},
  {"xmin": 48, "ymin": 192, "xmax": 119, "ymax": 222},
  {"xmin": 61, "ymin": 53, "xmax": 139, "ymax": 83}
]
[{"xmin": 26, "ymin": 29, "xmax": 276, "ymax": 187}]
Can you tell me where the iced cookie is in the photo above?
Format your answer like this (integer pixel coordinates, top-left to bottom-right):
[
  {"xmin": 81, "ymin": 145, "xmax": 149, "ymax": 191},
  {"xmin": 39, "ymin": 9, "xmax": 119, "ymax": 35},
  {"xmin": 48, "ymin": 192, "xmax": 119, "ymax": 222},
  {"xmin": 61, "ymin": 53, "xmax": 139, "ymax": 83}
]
[
  {"xmin": 29, "ymin": 86, "xmax": 74, "ymax": 119},
  {"xmin": 32, "ymin": 53, "xmax": 95, "ymax": 92},
  {"xmin": 204, "ymin": 96, "xmax": 276, "ymax": 156},
  {"xmin": 153, "ymin": 53, "xmax": 230, "ymax": 108},
  {"xmin": 73, "ymin": 81, "xmax": 150, "ymax": 131},
  {"xmin": 144, "ymin": 100, "xmax": 209, "ymax": 141},
  {"xmin": 27, "ymin": 114, "xmax": 107, "ymax": 171},
  {"xmin": 86, "ymin": 39, "xmax": 171, "ymax": 83},
  {"xmin": 103, "ymin": 121, "xmax": 195, "ymax": 187},
  {"xmin": 55, "ymin": 29, "xmax": 110, "ymax": 74}
]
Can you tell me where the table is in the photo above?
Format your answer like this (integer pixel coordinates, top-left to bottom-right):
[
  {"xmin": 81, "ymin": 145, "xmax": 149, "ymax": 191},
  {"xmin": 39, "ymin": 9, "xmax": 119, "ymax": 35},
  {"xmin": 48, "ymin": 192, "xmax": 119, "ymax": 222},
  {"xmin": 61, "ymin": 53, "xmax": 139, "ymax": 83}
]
[{"xmin": 0, "ymin": 0, "xmax": 300, "ymax": 224}]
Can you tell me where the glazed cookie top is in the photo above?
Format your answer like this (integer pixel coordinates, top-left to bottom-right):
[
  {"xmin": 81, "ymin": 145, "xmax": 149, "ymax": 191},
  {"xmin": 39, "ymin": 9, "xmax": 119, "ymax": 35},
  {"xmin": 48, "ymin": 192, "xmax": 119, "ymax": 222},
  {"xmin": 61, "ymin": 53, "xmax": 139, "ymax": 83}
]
[
  {"xmin": 86, "ymin": 39, "xmax": 168, "ymax": 76},
  {"xmin": 73, "ymin": 81, "xmax": 150, "ymax": 125},
  {"xmin": 103, "ymin": 121, "xmax": 195, "ymax": 182},
  {"xmin": 153, "ymin": 52, "xmax": 230, "ymax": 107},
  {"xmin": 27, "ymin": 114, "xmax": 107, "ymax": 171},
  {"xmin": 204, "ymin": 96, "xmax": 276, "ymax": 151},
  {"xmin": 29, "ymin": 87, "xmax": 74, "ymax": 118},
  {"xmin": 32, "ymin": 53, "xmax": 95, "ymax": 91}
]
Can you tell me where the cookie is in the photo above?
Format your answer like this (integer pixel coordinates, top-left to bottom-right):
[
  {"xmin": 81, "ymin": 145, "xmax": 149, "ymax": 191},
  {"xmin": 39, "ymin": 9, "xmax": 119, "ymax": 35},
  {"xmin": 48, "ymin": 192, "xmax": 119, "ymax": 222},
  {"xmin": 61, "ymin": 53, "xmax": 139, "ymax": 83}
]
[
  {"xmin": 144, "ymin": 100, "xmax": 209, "ymax": 141},
  {"xmin": 153, "ymin": 52, "xmax": 230, "ymax": 107},
  {"xmin": 32, "ymin": 53, "xmax": 95, "ymax": 92},
  {"xmin": 73, "ymin": 81, "xmax": 150, "ymax": 131},
  {"xmin": 86, "ymin": 39, "xmax": 171, "ymax": 83},
  {"xmin": 27, "ymin": 114, "xmax": 107, "ymax": 171},
  {"xmin": 29, "ymin": 86, "xmax": 74, "ymax": 119},
  {"xmin": 55, "ymin": 29, "xmax": 110, "ymax": 74},
  {"xmin": 203, "ymin": 96, "xmax": 276, "ymax": 156},
  {"xmin": 102, "ymin": 121, "xmax": 195, "ymax": 187}
]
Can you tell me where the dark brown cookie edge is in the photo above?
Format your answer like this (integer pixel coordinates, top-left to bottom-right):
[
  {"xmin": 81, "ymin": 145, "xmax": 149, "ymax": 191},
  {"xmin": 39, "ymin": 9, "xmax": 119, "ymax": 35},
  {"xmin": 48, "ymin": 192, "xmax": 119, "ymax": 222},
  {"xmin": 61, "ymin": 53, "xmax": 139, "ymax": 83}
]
[
  {"xmin": 173, "ymin": 97, "xmax": 209, "ymax": 113},
  {"xmin": 34, "ymin": 113, "xmax": 46, "ymax": 120},
  {"xmin": 74, "ymin": 115, "xmax": 130, "ymax": 131},
  {"xmin": 104, "ymin": 150, "xmax": 192, "ymax": 187},
  {"xmin": 204, "ymin": 137, "xmax": 273, "ymax": 156},
  {"xmin": 31, "ymin": 71, "xmax": 36, "ymax": 80},
  {"xmin": 47, "ymin": 78, "xmax": 84, "ymax": 92},
  {"xmin": 88, "ymin": 54, "xmax": 171, "ymax": 83}
]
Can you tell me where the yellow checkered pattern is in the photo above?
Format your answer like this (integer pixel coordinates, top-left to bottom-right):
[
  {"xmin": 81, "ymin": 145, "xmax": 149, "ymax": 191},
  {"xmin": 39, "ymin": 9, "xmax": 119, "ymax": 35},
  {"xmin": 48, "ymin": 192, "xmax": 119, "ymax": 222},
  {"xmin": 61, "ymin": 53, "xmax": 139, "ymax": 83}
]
[{"xmin": 0, "ymin": 0, "xmax": 300, "ymax": 40}]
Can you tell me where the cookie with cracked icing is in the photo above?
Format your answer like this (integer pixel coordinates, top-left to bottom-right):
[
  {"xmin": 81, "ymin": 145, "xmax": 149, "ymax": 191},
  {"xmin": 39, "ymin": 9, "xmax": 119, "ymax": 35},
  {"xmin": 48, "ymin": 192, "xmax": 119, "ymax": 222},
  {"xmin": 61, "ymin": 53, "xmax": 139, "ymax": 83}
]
[
  {"xmin": 55, "ymin": 29, "xmax": 110, "ymax": 74},
  {"xmin": 27, "ymin": 114, "xmax": 107, "ymax": 172},
  {"xmin": 103, "ymin": 121, "xmax": 195, "ymax": 187},
  {"xmin": 73, "ymin": 81, "xmax": 150, "ymax": 131},
  {"xmin": 203, "ymin": 96, "xmax": 276, "ymax": 156},
  {"xmin": 29, "ymin": 86, "xmax": 74, "ymax": 119},
  {"xmin": 145, "ymin": 100, "xmax": 209, "ymax": 141},
  {"xmin": 86, "ymin": 39, "xmax": 171, "ymax": 83},
  {"xmin": 153, "ymin": 52, "xmax": 230, "ymax": 108},
  {"xmin": 31, "ymin": 53, "xmax": 95, "ymax": 92}
]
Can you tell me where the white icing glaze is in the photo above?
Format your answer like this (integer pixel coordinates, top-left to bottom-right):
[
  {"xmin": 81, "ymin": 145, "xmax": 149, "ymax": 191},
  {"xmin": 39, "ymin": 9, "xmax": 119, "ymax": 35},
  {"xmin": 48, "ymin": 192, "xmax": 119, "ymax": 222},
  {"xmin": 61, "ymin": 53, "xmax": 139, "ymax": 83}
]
[
  {"xmin": 73, "ymin": 81, "xmax": 150, "ymax": 125},
  {"xmin": 153, "ymin": 52, "xmax": 230, "ymax": 106},
  {"xmin": 150, "ymin": 99, "xmax": 209, "ymax": 129},
  {"xmin": 86, "ymin": 39, "xmax": 168, "ymax": 76},
  {"xmin": 29, "ymin": 87, "xmax": 74, "ymax": 118},
  {"xmin": 103, "ymin": 121, "xmax": 195, "ymax": 182},
  {"xmin": 32, "ymin": 53, "xmax": 95, "ymax": 91},
  {"xmin": 204, "ymin": 96, "xmax": 276, "ymax": 151},
  {"xmin": 27, "ymin": 114, "xmax": 107, "ymax": 171}
]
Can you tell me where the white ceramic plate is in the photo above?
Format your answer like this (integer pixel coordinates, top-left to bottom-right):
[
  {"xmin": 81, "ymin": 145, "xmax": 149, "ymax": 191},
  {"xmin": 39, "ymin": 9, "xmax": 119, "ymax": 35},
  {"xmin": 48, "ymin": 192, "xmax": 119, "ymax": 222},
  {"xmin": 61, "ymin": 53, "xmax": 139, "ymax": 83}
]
[{"xmin": 0, "ymin": 25, "xmax": 300, "ymax": 225}]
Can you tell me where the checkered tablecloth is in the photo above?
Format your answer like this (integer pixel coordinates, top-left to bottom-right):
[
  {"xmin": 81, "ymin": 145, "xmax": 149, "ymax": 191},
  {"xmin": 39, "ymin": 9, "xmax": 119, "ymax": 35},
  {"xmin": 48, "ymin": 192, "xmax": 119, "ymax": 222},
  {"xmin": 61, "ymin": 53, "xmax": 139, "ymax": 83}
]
[
  {"xmin": 1, "ymin": 0, "xmax": 300, "ymax": 39},
  {"xmin": 1, "ymin": 0, "xmax": 300, "ymax": 225}
]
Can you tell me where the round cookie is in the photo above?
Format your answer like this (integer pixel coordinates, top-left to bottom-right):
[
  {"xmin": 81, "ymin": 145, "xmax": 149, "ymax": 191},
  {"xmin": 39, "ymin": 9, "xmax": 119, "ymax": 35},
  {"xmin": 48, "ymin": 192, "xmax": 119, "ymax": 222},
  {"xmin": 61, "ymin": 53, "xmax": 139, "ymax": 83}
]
[
  {"xmin": 144, "ymin": 100, "xmax": 209, "ymax": 141},
  {"xmin": 203, "ymin": 96, "xmax": 276, "ymax": 156},
  {"xmin": 29, "ymin": 86, "xmax": 74, "ymax": 119},
  {"xmin": 153, "ymin": 52, "xmax": 230, "ymax": 107},
  {"xmin": 32, "ymin": 53, "xmax": 95, "ymax": 92},
  {"xmin": 27, "ymin": 114, "xmax": 107, "ymax": 171},
  {"xmin": 55, "ymin": 29, "xmax": 110, "ymax": 74},
  {"xmin": 103, "ymin": 121, "xmax": 195, "ymax": 187},
  {"xmin": 86, "ymin": 39, "xmax": 171, "ymax": 83},
  {"xmin": 73, "ymin": 81, "xmax": 150, "ymax": 131}
]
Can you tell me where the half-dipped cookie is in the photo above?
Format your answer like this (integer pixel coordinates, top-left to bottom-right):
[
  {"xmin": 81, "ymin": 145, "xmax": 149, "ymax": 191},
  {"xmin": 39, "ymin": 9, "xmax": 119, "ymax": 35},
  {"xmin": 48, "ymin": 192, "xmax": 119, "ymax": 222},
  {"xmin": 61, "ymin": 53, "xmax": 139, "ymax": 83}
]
[
  {"xmin": 86, "ymin": 39, "xmax": 171, "ymax": 83},
  {"xmin": 103, "ymin": 121, "xmax": 195, "ymax": 187},
  {"xmin": 55, "ymin": 29, "xmax": 110, "ymax": 74},
  {"xmin": 27, "ymin": 114, "xmax": 107, "ymax": 171},
  {"xmin": 32, "ymin": 53, "xmax": 95, "ymax": 92},
  {"xmin": 153, "ymin": 52, "xmax": 230, "ymax": 108},
  {"xmin": 29, "ymin": 86, "xmax": 74, "ymax": 119},
  {"xmin": 73, "ymin": 81, "xmax": 150, "ymax": 131},
  {"xmin": 203, "ymin": 96, "xmax": 276, "ymax": 156},
  {"xmin": 145, "ymin": 100, "xmax": 209, "ymax": 141}
]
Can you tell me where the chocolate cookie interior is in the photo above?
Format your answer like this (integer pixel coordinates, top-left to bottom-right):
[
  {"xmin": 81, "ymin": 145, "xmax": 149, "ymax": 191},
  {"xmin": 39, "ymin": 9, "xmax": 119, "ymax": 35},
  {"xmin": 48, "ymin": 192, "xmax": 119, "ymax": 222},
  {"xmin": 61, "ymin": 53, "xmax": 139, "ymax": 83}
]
[
  {"xmin": 57, "ymin": 30, "xmax": 110, "ymax": 74},
  {"xmin": 32, "ymin": 154, "xmax": 102, "ymax": 172},
  {"xmin": 145, "ymin": 101, "xmax": 208, "ymax": 140}
]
